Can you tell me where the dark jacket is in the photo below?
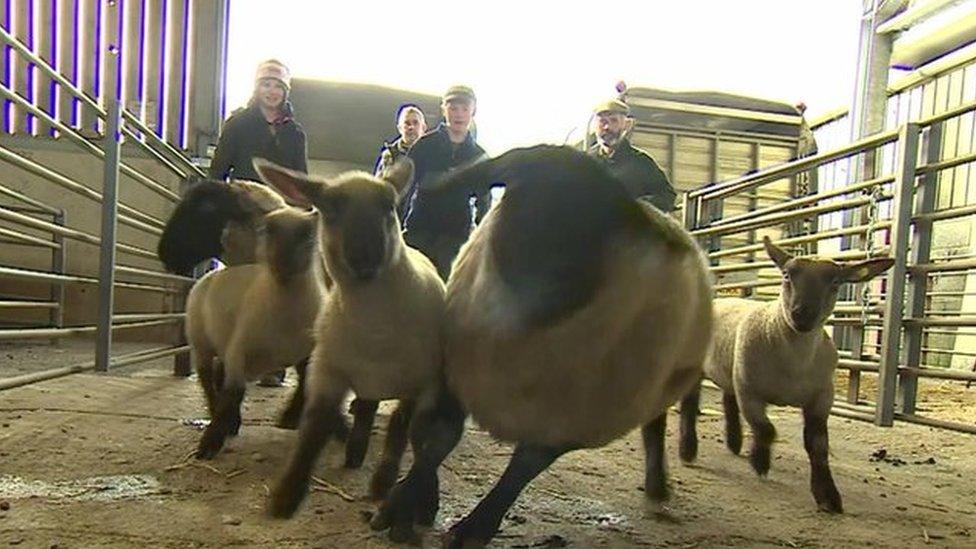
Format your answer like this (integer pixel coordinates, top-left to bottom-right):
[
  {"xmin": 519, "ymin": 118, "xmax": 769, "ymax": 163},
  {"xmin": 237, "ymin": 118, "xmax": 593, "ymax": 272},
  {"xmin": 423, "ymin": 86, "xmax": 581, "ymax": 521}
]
[
  {"xmin": 374, "ymin": 137, "xmax": 411, "ymax": 177},
  {"xmin": 401, "ymin": 124, "xmax": 487, "ymax": 279},
  {"xmin": 590, "ymin": 139, "xmax": 676, "ymax": 212},
  {"xmin": 209, "ymin": 103, "xmax": 308, "ymax": 182}
]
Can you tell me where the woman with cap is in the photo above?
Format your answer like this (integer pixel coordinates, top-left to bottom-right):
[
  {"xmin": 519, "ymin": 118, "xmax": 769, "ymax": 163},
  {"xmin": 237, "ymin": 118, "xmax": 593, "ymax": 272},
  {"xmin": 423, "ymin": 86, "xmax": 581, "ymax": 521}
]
[
  {"xmin": 210, "ymin": 59, "xmax": 308, "ymax": 182},
  {"xmin": 208, "ymin": 59, "xmax": 307, "ymax": 387}
]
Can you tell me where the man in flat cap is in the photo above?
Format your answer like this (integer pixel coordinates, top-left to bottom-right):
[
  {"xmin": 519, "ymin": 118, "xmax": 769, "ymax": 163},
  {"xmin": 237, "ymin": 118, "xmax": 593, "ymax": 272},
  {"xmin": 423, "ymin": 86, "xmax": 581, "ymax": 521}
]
[
  {"xmin": 589, "ymin": 98, "xmax": 676, "ymax": 212},
  {"xmin": 401, "ymin": 84, "xmax": 487, "ymax": 279}
]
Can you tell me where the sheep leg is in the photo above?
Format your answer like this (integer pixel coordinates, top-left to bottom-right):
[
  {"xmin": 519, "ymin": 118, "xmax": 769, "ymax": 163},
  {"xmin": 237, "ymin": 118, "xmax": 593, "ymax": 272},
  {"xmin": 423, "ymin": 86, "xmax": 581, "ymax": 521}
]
[
  {"xmin": 444, "ymin": 443, "xmax": 569, "ymax": 549},
  {"xmin": 369, "ymin": 399, "xmax": 416, "ymax": 501},
  {"xmin": 678, "ymin": 382, "xmax": 701, "ymax": 463},
  {"xmin": 212, "ymin": 360, "xmax": 240, "ymax": 437},
  {"xmin": 371, "ymin": 389, "xmax": 466, "ymax": 544},
  {"xmin": 268, "ymin": 381, "xmax": 349, "ymax": 519},
  {"xmin": 195, "ymin": 374, "xmax": 245, "ymax": 460},
  {"xmin": 642, "ymin": 412, "xmax": 669, "ymax": 501},
  {"xmin": 739, "ymin": 394, "xmax": 775, "ymax": 477},
  {"xmin": 344, "ymin": 398, "xmax": 379, "ymax": 468},
  {"xmin": 193, "ymin": 349, "xmax": 217, "ymax": 418},
  {"xmin": 276, "ymin": 357, "xmax": 309, "ymax": 430},
  {"xmin": 803, "ymin": 405, "xmax": 843, "ymax": 513},
  {"xmin": 723, "ymin": 392, "xmax": 743, "ymax": 455}
]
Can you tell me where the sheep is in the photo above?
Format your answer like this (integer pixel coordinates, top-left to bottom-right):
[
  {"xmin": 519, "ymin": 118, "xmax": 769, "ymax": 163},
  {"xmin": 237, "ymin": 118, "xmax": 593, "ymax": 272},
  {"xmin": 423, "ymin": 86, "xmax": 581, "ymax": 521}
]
[
  {"xmin": 160, "ymin": 175, "xmax": 405, "ymax": 480},
  {"xmin": 158, "ymin": 177, "xmax": 289, "ymax": 276},
  {"xmin": 370, "ymin": 145, "xmax": 714, "ymax": 546},
  {"xmin": 185, "ymin": 205, "xmax": 324, "ymax": 459},
  {"xmin": 252, "ymin": 158, "xmax": 447, "ymax": 515},
  {"xmin": 678, "ymin": 236, "xmax": 894, "ymax": 514}
]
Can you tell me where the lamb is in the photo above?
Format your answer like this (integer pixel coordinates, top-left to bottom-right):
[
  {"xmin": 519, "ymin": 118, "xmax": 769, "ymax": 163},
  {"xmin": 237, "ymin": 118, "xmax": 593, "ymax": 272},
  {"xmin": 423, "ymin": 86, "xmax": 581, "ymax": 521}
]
[
  {"xmin": 185, "ymin": 205, "xmax": 324, "ymax": 459},
  {"xmin": 370, "ymin": 145, "xmax": 714, "ymax": 546},
  {"xmin": 252, "ymin": 159, "xmax": 447, "ymax": 515},
  {"xmin": 678, "ymin": 236, "xmax": 894, "ymax": 513}
]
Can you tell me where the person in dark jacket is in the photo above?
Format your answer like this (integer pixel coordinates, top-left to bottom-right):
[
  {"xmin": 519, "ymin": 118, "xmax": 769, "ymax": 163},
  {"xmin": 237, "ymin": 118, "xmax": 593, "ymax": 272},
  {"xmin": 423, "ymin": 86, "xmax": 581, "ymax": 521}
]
[
  {"xmin": 402, "ymin": 85, "xmax": 487, "ymax": 279},
  {"xmin": 588, "ymin": 99, "xmax": 676, "ymax": 212},
  {"xmin": 374, "ymin": 104, "xmax": 426, "ymax": 179},
  {"xmin": 208, "ymin": 59, "xmax": 307, "ymax": 387},
  {"xmin": 209, "ymin": 59, "xmax": 308, "ymax": 183}
]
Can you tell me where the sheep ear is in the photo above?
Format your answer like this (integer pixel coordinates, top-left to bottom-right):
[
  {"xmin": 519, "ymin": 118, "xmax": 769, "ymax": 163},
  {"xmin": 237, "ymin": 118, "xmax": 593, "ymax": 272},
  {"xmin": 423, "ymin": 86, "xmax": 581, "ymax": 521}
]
[
  {"xmin": 253, "ymin": 158, "xmax": 319, "ymax": 207},
  {"xmin": 383, "ymin": 158, "xmax": 415, "ymax": 199},
  {"xmin": 840, "ymin": 257, "xmax": 895, "ymax": 283},
  {"xmin": 763, "ymin": 236, "xmax": 793, "ymax": 270}
]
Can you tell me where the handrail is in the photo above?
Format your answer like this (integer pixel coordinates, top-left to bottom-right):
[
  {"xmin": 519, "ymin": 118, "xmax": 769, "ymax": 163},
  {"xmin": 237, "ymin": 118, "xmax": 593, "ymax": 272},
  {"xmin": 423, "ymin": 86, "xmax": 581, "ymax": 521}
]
[
  {"xmin": 0, "ymin": 85, "xmax": 180, "ymax": 202},
  {"xmin": 0, "ymin": 144, "xmax": 165, "ymax": 233},
  {"xmin": 688, "ymin": 128, "xmax": 900, "ymax": 201},
  {"xmin": 0, "ymin": 205, "xmax": 158, "ymax": 259},
  {"xmin": 0, "ymin": 265, "xmax": 178, "ymax": 294},
  {"xmin": 0, "ymin": 345, "xmax": 189, "ymax": 392}
]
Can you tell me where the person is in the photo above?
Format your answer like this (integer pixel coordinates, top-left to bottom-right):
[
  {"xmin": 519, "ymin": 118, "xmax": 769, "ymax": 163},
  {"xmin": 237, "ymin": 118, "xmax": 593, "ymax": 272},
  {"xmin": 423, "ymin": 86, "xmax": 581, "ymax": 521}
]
[
  {"xmin": 210, "ymin": 59, "xmax": 308, "ymax": 183},
  {"xmin": 209, "ymin": 59, "xmax": 308, "ymax": 387},
  {"xmin": 588, "ymin": 98, "xmax": 676, "ymax": 212},
  {"xmin": 402, "ymin": 85, "xmax": 487, "ymax": 279},
  {"xmin": 374, "ymin": 104, "xmax": 426, "ymax": 179}
]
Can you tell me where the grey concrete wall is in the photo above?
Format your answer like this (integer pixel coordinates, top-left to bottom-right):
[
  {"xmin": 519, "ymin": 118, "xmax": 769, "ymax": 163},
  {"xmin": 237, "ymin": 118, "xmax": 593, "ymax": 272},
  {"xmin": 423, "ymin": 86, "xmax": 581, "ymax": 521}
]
[{"xmin": 0, "ymin": 135, "xmax": 187, "ymax": 343}]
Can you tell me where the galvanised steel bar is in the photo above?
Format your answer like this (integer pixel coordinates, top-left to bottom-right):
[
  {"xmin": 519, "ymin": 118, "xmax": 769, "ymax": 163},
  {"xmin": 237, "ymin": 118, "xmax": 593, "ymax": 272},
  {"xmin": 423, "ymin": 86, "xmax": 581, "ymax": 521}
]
[
  {"xmin": 0, "ymin": 83, "xmax": 179, "ymax": 201},
  {"xmin": 0, "ymin": 345, "xmax": 190, "ymax": 391},
  {"xmin": 94, "ymin": 95, "xmax": 122, "ymax": 373},
  {"xmin": 0, "ymin": 204, "xmax": 157, "ymax": 259},
  {"xmin": 689, "ymin": 128, "xmax": 899, "ymax": 201},
  {"xmin": 900, "ymin": 122, "xmax": 942, "ymax": 414},
  {"xmin": 877, "ymin": 123, "xmax": 920, "ymax": 427},
  {"xmin": 0, "ymin": 144, "xmax": 165, "ymax": 232}
]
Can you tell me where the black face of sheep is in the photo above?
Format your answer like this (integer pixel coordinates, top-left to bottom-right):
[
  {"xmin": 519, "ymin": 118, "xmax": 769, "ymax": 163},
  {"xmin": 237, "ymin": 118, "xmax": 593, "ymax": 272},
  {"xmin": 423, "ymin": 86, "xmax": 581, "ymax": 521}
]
[
  {"xmin": 764, "ymin": 236, "xmax": 895, "ymax": 332},
  {"xmin": 158, "ymin": 178, "xmax": 288, "ymax": 275},
  {"xmin": 253, "ymin": 159, "xmax": 413, "ymax": 283}
]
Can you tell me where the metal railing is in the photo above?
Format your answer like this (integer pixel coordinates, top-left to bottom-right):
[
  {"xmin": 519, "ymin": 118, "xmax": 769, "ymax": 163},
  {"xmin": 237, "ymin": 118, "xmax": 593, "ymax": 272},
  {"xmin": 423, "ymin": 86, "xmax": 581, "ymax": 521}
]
[
  {"xmin": 0, "ymin": 2, "xmax": 195, "ymax": 388},
  {"xmin": 683, "ymin": 103, "xmax": 976, "ymax": 435}
]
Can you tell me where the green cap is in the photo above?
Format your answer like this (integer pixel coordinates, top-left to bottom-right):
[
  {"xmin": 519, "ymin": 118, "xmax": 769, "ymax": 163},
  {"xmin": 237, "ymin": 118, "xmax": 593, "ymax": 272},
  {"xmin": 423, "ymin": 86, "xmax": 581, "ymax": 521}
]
[
  {"xmin": 593, "ymin": 98, "xmax": 630, "ymax": 116},
  {"xmin": 443, "ymin": 85, "xmax": 476, "ymax": 103}
]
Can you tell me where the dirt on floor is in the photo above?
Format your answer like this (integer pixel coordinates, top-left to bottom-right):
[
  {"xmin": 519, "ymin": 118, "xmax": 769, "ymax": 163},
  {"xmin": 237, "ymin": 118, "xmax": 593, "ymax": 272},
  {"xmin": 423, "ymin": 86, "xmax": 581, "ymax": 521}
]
[{"xmin": 0, "ymin": 362, "xmax": 975, "ymax": 549}]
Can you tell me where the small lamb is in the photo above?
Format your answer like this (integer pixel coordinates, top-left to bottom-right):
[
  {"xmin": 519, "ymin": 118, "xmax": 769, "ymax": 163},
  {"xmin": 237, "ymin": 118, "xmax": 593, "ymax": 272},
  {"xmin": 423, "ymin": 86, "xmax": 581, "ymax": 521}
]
[
  {"xmin": 252, "ymin": 159, "xmax": 447, "ymax": 517},
  {"xmin": 680, "ymin": 235, "xmax": 894, "ymax": 513},
  {"xmin": 185, "ymin": 206, "xmax": 324, "ymax": 459}
]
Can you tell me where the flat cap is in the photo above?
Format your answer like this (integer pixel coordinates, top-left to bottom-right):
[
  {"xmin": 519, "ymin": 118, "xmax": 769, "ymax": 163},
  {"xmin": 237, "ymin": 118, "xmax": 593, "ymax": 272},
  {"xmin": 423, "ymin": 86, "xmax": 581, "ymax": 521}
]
[
  {"xmin": 443, "ymin": 84, "xmax": 476, "ymax": 103},
  {"xmin": 593, "ymin": 98, "xmax": 630, "ymax": 116}
]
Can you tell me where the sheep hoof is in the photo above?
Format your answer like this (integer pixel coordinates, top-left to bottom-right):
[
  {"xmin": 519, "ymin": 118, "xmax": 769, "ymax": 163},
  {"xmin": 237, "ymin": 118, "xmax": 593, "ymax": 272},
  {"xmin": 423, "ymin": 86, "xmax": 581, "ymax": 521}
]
[
  {"xmin": 815, "ymin": 487, "xmax": 844, "ymax": 514},
  {"xmin": 267, "ymin": 485, "xmax": 304, "ymax": 519},
  {"xmin": 389, "ymin": 522, "xmax": 421, "ymax": 545},
  {"xmin": 443, "ymin": 522, "xmax": 488, "ymax": 549},
  {"xmin": 749, "ymin": 448, "xmax": 771, "ymax": 477},
  {"xmin": 644, "ymin": 478, "xmax": 670, "ymax": 503},
  {"xmin": 195, "ymin": 430, "xmax": 225, "ymax": 460}
]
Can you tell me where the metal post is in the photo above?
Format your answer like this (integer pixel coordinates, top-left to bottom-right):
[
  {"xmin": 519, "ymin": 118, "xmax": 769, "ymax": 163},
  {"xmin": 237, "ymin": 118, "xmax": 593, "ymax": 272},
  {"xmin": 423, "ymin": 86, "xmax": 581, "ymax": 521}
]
[
  {"xmin": 877, "ymin": 122, "xmax": 920, "ymax": 426},
  {"xmin": 95, "ymin": 98, "xmax": 122, "ymax": 372},
  {"xmin": 95, "ymin": 0, "xmax": 123, "ymax": 371},
  {"xmin": 49, "ymin": 210, "xmax": 66, "ymax": 346},
  {"xmin": 172, "ymin": 178, "xmax": 192, "ymax": 378},
  {"xmin": 899, "ymin": 122, "xmax": 942, "ymax": 414}
]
